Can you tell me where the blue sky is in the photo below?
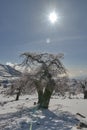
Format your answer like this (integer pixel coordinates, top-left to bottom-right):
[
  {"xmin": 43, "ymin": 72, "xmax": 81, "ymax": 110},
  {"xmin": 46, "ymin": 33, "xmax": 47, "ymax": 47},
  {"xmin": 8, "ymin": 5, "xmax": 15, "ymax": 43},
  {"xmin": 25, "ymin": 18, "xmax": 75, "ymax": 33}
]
[{"xmin": 0, "ymin": 0, "xmax": 87, "ymax": 78}]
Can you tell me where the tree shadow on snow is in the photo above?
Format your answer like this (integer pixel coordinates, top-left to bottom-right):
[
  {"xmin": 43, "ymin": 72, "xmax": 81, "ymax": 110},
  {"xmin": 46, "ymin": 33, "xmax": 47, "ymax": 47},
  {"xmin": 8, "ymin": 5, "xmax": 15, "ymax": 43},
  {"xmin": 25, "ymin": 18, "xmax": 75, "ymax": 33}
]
[
  {"xmin": 0, "ymin": 106, "xmax": 79, "ymax": 130},
  {"xmin": 31, "ymin": 109, "xmax": 78, "ymax": 130}
]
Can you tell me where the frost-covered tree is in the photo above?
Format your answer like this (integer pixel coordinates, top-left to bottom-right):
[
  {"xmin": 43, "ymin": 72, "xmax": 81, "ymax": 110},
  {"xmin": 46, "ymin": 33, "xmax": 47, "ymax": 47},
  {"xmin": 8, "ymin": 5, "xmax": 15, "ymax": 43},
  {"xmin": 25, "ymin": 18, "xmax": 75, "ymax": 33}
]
[
  {"xmin": 8, "ymin": 72, "xmax": 37, "ymax": 101},
  {"xmin": 80, "ymin": 80, "xmax": 87, "ymax": 99},
  {"xmin": 8, "ymin": 75, "xmax": 28, "ymax": 101},
  {"xmin": 20, "ymin": 52, "xmax": 67, "ymax": 108},
  {"xmin": 54, "ymin": 76, "xmax": 69, "ymax": 97}
]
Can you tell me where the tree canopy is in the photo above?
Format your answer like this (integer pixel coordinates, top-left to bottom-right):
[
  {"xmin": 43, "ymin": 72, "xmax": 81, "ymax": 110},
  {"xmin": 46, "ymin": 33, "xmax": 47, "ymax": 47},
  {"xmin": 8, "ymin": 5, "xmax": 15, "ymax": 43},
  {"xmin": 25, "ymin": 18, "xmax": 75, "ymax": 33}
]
[{"xmin": 21, "ymin": 52, "xmax": 67, "ymax": 108}]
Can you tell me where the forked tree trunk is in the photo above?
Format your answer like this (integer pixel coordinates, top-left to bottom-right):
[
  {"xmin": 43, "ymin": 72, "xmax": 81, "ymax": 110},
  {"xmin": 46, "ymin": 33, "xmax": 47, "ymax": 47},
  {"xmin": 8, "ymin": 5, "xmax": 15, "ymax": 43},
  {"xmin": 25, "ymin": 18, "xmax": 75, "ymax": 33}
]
[
  {"xmin": 36, "ymin": 78, "xmax": 55, "ymax": 109},
  {"xmin": 39, "ymin": 87, "xmax": 53, "ymax": 108}
]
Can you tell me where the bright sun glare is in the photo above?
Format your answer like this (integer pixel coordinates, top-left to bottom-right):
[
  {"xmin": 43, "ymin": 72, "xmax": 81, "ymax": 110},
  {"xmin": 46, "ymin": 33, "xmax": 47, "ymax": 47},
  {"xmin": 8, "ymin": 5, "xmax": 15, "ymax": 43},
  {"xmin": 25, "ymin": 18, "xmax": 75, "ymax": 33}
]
[{"xmin": 49, "ymin": 11, "xmax": 58, "ymax": 24}]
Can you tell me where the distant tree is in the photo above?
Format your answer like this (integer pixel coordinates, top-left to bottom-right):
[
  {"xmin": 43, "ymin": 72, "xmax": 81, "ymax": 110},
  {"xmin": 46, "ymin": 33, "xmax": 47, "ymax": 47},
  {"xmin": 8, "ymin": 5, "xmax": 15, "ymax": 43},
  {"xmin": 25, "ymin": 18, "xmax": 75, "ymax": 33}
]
[
  {"xmin": 8, "ymin": 75, "xmax": 28, "ymax": 101},
  {"xmin": 80, "ymin": 80, "xmax": 87, "ymax": 99},
  {"xmin": 68, "ymin": 79, "xmax": 78, "ymax": 98},
  {"xmin": 54, "ymin": 76, "xmax": 69, "ymax": 97},
  {"xmin": 20, "ymin": 52, "xmax": 67, "ymax": 108},
  {"xmin": 69, "ymin": 79, "xmax": 87, "ymax": 99}
]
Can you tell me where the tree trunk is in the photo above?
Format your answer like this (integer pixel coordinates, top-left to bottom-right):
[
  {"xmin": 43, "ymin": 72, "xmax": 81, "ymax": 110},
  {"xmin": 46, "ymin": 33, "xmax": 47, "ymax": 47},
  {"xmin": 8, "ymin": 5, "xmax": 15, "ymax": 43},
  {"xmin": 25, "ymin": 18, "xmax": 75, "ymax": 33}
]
[
  {"xmin": 39, "ymin": 87, "xmax": 53, "ymax": 109},
  {"xmin": 84, "ymin": 90, "xmax": 87, "ymax": 99},
  {"xmin": 35, "ymin": 80, "xmax": 44, "ymax": 104},
  {"xmin": 39, "ymin": 83, "xmax": 53, "ymax": 109},
  {"xmin": 37, "ymin": 90, "xmax": 43, "ymax": 104},
  {"xmin": 16, "ymin": 89, "xmax": 21, "ymax": 101},
  {"xmin": 36, "ymin": 78, "xmax": 55, "ymax": 109}
]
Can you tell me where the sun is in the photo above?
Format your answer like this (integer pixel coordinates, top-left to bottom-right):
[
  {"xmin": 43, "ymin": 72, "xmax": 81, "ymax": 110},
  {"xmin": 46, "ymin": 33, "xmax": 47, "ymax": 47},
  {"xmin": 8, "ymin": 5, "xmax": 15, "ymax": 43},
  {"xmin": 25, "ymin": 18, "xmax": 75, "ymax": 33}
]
[{"xmin": 49, "ymin": 11, "xmax": 58, "ymax": 24}]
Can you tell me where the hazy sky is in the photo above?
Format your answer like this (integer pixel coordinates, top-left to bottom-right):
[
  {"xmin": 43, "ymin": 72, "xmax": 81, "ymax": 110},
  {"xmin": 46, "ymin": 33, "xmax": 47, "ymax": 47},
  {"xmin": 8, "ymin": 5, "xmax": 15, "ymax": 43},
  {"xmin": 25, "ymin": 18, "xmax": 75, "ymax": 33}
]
[{"xmin": 0, "ymin": 0, "xmax": 87, "ymax": 78}]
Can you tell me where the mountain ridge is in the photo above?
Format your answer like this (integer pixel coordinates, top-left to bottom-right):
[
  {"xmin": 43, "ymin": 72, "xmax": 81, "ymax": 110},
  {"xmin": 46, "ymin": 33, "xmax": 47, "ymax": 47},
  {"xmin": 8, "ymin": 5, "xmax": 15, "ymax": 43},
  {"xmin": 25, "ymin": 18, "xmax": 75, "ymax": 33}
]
[{"xmin": 0, "ymin": 64, "xmax": 21, "ymax": 78}]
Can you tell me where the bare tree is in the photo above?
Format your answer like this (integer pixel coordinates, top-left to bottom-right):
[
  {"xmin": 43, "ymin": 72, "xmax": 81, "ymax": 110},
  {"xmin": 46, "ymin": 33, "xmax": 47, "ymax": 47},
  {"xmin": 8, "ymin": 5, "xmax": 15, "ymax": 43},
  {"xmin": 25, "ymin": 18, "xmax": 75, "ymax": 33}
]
[
  {"xmin": 8, "ymin": 74, "xmax": 34, "ymax": 101},
  {"xmin": 20, "ymin": 52, "xmax": 67, "ymax": 108},
  {"xmin": 55, "ymin": 76, "xmax": 69, "ymax": 97},
  {"xmin": 80, "ymin": 80, "xmax": 87, "ymax": 99}
]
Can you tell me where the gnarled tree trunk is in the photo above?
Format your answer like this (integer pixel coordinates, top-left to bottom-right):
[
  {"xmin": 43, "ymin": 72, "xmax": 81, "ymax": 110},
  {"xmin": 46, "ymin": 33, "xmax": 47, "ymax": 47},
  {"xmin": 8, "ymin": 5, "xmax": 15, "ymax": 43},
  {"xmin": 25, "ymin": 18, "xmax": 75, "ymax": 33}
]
[
  {"xmin": 39, "ymin": 87, "xmax": 53, "ymax": 108},
  {"xmin": 38, "ymin": 79, "xmax": 55, "ymax": 109}
]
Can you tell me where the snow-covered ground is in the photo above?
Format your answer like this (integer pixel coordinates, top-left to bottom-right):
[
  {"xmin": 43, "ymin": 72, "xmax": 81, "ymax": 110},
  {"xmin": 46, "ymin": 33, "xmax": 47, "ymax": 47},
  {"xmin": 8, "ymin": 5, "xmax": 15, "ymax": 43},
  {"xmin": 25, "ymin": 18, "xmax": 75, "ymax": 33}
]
[{"xmin": 0, "ymin": 87, "xmax": 87, "ymax": 130}]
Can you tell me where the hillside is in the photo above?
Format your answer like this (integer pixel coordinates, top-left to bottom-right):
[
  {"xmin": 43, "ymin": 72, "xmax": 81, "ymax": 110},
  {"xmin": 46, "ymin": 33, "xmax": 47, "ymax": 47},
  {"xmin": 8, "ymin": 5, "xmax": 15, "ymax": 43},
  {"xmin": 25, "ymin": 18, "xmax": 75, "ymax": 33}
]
[{"xmin": 0, "ymin": 64, "xmax": 21, "ymax": 78}]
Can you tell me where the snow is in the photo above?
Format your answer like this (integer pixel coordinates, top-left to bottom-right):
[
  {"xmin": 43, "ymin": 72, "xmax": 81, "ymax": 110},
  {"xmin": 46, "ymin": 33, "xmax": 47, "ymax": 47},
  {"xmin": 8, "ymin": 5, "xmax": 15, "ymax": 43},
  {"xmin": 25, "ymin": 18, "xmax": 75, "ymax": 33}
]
[
  {"xmin": 6, "ymin": 62, "xmax": 30, "ymax": 73},
  {"xmin": 0, "ymin": 87, "xmax": 87, "ymax": 130}
]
